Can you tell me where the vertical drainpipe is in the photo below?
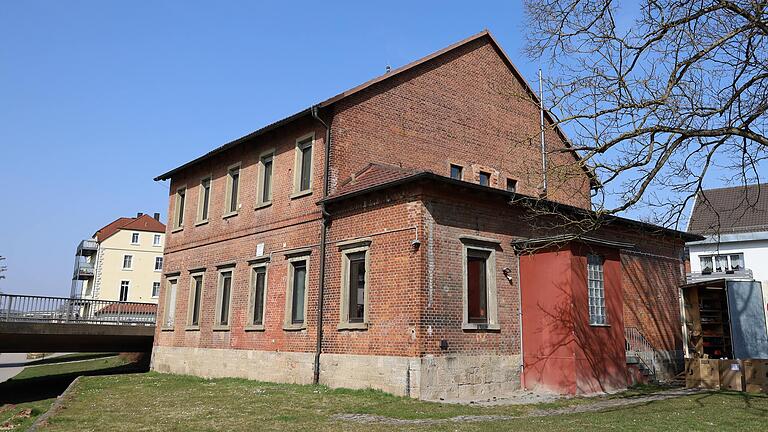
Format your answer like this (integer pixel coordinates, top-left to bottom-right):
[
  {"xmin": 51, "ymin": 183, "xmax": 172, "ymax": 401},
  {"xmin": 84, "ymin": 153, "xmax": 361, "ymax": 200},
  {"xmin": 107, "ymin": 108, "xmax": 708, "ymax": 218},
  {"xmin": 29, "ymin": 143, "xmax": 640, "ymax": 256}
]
[
  {"xmin": 516, "ymin": 253, "xmax": 525, "ymax": 390},
  {"xmin": 312, "ymin": 105, "xmax": 332, "ymax": 385}
]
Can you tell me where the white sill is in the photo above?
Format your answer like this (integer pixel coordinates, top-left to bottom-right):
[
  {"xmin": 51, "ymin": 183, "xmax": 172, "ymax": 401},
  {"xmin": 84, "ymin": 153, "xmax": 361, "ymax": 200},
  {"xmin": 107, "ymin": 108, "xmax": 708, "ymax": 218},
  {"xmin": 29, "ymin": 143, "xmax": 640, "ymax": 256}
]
[
  {"xmin": 590, "ymin": 323, "xmax": 611, "ymax": 328},
  {"xmin": 122, "ymin": 268, "xmax": 133, "ymax": 271},
  {"xmin": 222, "ymin": 211, "xmax": 238, "ymax": 219},
  {"xmin": 255, "ymin": 201, "xmax": 272, "ymax": 210},
  {"xmin": 161, "ymin": 327, "xmax": 174, "ymax": 332},
  {"xmin": 245, "ymin": 324, "xmax": 266, "ymax": 332},
  {"xmin": 462, "ymin": 323, "xmax": 501, "ymax": 331},
  {"xmin": 283, "ymin": 323, "xmax": 307, "ymax": 331},
  {"xmin": 171, "ymin": 226, "xmax": 183, "ymax": 233},
  {"xmin": 185, "ymin": 326, "xmax": 200, "ymax": 332},
  {"xmin": 337, "ymin": 322, "xmax": 369, "ymax": 331},
  {"xmin": 289, "ymin": 189, "xmax": 312, "ymax": 200},
  {"xmin": 212, "ymin": 325, "xmax": 231, "ymax": 332},
  {"xmin": 195, "ymin": 219, "xmax": 209, "ymax": 227},
  {"xmin": 131, "ymin": 243, "xmax": 140, "ymax": 246}
]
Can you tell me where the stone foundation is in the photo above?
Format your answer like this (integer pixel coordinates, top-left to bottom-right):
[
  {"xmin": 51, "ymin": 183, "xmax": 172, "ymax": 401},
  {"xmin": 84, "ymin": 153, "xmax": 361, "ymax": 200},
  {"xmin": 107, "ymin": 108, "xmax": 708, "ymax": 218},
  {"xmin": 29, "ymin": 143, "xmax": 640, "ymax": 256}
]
[{"xmin": 151, "ymin": 347, "xmax": 523, "ymax": 400}]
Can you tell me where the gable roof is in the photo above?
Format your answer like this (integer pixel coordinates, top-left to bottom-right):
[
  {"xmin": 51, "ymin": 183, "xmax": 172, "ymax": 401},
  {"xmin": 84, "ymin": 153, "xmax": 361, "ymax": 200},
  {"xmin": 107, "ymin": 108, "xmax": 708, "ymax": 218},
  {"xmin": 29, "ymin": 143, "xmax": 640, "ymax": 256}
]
[
  {"xmin": 154, "ymin": 30, "xmax": 597, "ymax": 186},
  {"xmin": 320, "ymin": 165, "xmax": 701, "ymax": 242},
  {"xmin": 688, "ymin": 183, "xmax": 768, "ymax": 235},
  {"xmin": 94, "ymin": 214, "xmax": 166, "ymax": 242}
]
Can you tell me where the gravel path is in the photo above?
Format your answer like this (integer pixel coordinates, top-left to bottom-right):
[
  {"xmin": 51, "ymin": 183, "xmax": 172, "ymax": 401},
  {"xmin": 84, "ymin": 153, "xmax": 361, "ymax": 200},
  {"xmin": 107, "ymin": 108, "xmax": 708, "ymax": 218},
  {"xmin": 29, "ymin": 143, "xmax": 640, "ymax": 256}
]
[{"xmin": 332, "ymin": 388, "xmax": 703, "ymax": 425}]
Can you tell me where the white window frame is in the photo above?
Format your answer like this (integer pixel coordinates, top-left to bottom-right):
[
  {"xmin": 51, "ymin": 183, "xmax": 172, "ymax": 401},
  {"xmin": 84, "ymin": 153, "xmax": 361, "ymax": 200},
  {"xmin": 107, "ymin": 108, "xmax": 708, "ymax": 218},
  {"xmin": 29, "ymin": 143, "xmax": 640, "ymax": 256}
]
[
  {"xmin": 154, "ymin": 256, "xmax": 164, "ymax": 272},
  {"xmin": 588, "ymin": 254, "xmax": 607, "ymax": 326},
  {"xmin": 291, "ymin": 133, "xmax": 314, "ymax": 197},
  {"xmin": 699, "ymin": 253, "xmax": 745, "ymax": 274},
  {"xmin": 256, "ymin": 149, "xmax": 275, "ymax": 208},
  {"xmin": 173, "ymin": 185, "xmax": 187, "ymax": 232},
  {"xmin": 187, "ymin": 271, "xmax": 205, "ymax": 330},
  {"xmin": 214, "ymin": 266, "xmax": 235, "ymax": 330},
  {"xmin": 153, "ymin": 234, "xmax": 162, "ymax": 247},
  {"xmin": 460, "ymin": 237, "xmax": 500, "ymax": 331},
  {"xmin": 152, "ymin": 281, "xmax": 160, "ymax": 298},
  {"xmin": 224, "ymin": 163, "xmax": 241, "ymax": 218},
  {"xmin": 119, "ymin": 280, "xmax": 130, "ymax": 302},
  {"xmin": 197, "ymin": 175, "xmax": 212, "ymax": 224},
  {"xmin": 338, "ymin": 239, "xmax": 371, "ymax": 330},
  {"xmin": 131, "ymin": 232, "xmax": 140, "ymax": 245},
  {"xmin": 284, "ymin": 252, "xmax": 310, "ymax": 330},
  {"xmin": 163, "ymin": 277, "xmax": 178, "ymax": 329},
  {"xmin": 246, "ymin": 260, "xmax": 269, "ymax": 330},
  {"xmin": 122, "ymin": 254, "xmax": 133, "ymax": 270}
]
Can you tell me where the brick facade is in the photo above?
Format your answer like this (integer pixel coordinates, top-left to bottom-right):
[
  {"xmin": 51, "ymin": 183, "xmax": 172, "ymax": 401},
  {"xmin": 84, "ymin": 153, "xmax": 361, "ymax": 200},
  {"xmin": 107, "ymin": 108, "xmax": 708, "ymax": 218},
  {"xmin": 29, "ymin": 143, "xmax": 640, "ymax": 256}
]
[{"xmin": 151, "ymin": 31, "xmax": 692, "ymax": 398}]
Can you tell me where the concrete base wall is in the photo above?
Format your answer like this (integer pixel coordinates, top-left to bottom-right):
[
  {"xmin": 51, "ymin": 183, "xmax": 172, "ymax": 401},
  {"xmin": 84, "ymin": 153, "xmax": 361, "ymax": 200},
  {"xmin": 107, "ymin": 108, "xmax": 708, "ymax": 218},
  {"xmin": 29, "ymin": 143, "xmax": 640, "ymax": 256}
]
[
  {"xmin": 420, "ymin": 354, "xmax": 522, "ymax": 400},
  {"xmin": 152, "ymin": 347, "xmax": 523, "ymax": 400},
  {"xmin": 150, "ymin": 346, "xmax": 315, "ymax": 384}
]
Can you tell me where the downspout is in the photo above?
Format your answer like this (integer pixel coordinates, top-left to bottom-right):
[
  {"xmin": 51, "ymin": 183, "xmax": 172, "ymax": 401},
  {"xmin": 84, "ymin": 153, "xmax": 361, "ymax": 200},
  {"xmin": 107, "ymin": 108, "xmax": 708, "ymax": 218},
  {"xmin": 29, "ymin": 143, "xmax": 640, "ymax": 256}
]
[
  {"xmin": 312, "ymin": 105, "xmax": 332, "ymax": 385},
  {"xmin": 516, "ymin": 253, "xmax": 525, "ymax": 390}
]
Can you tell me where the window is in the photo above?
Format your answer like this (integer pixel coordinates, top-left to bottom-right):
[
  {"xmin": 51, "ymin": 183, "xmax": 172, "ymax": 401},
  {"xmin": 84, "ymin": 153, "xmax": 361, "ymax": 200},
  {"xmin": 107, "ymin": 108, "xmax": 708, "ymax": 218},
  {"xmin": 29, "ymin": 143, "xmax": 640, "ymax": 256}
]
[
  {"xmin": 257, "ymin": 151, "xmax": 274, "ymax": 207},
  {"xmin": 188, "ymin": 273, "xmax": 204, "ymax": 328},
  {"xmin": 285, "ymin": 255, "xmax": 309, "ymax": 329},
  {"xmin": 588, "ymin": 254, "xmax": 606, "ymax": 325},
  {"xmin": 122, "ymin": 255, "xmax": 133, "ymax": 270},
  {"xmin": 461, "ymin": 238, "xmax": 499, "ymax": 330},
  {"xmin": 293, "ymin": 135, "xmax": 313, "ymax": 194},
  {"xmin": 248, "ymin": 265, "xmax": 268, "ymax": 327},
  {"xmin": 339, "ymin": 241, "xmax": 370, "ymax": 328},
  {"xmin": 225, "ymin": 165, "xmax": 240, "ymax": 215},
  {"xmin": 152, "ymin": 282, "xmax": 160, "ymax": 298},
  {"xmin": 450, "ymin": 164, "xmax": 463, "ymax": 180},
  {"xmin": 197, "ymin": 177, "xmax": 211, "ymax": 222},
  {"xmin": 215, "ymin": 270, "xmax": 233, "ymax": 327},
  {"xmin": 467, "ymin": 251, "xmax": 489, "ymax": 323},
  {"xmin": 131, "ymin": 233, "xmax": 140, "ymax": 245},
  {"xmin": 479, "ymin": 172, "xmax": 491, "ymax": 186},
  {"xmin": 119, "ymin": 281, "xmax": 129, "ymax": 302},
  {"xmin": 700, "ymin": 253, "xmax": 744, "ymax": 274},
  {"xmin": 506, "ymin": 178, "xmax": 517, "ymax": 193},
  {"xmin": 154, "ymin": 256, "xmax": 163, "ymax": 271},
  {"xmin": 164, "ymin": 278, "xmax": 178, "ymax": 328},
  {"xmin": 153, "ymin": 234, "xmax": 162, "ymax": 246},
  {"xmin": 174, "ymin": 187, "xmax": 186, "ymax": 229}
]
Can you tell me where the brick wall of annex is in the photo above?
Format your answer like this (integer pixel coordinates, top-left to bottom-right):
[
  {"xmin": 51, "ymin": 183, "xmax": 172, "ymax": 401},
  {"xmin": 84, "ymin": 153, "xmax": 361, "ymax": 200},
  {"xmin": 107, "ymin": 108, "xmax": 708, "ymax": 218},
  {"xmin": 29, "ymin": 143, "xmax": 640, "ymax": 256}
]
[
  {"xmin": 329, "ymin": 36, "xmax": 592, "ymax": 209},
  {"xmin": 322, "ymin": 190, "xmax": 424, "ymax": 357}
]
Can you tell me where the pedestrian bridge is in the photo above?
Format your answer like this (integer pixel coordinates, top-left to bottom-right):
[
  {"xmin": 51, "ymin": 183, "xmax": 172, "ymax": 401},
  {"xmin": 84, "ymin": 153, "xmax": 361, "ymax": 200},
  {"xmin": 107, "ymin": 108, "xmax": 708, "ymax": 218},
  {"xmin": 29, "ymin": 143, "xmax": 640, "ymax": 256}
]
[{"xmin": 0, "ymin": 294, "xmax": 156, "ymax": 353}]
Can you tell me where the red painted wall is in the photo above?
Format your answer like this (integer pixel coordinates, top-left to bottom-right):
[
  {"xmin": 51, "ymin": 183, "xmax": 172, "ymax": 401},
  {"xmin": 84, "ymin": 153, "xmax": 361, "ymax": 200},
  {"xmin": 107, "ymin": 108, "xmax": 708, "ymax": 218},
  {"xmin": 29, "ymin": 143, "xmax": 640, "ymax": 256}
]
[{"xmin": 520, "ymin": 243, "xmax": 627, "ymax": 394}]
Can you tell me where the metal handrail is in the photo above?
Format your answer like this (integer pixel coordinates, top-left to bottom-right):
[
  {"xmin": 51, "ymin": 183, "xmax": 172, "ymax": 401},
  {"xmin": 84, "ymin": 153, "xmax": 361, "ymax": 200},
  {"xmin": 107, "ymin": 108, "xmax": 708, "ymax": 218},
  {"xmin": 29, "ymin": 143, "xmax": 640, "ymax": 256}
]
[
  {"xmin": 625, "ymin": 326, "xmax": 657, "ymax": 379},
  {"xmin": 0, "ymin": 293, "xmax": 156, "ymax": 326}
]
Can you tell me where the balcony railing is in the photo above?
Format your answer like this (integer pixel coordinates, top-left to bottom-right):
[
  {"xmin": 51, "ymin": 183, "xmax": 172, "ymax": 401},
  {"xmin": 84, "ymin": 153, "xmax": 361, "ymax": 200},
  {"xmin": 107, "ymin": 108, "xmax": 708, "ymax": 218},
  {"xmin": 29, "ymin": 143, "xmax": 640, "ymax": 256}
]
[
  {"xmin": 686, "ymin": 268, "xmax": 754, "ymax": 283},
  {"xmin": 0, "ymin": 294, "xmax": 156, "ymax": 326},
  {"xmin": 73, "ymin": 261, "xmax": 95, "ymax": 279},
  {"xmin": 76, "ymin": 239, "xmax": 99, "ymax": 256}
]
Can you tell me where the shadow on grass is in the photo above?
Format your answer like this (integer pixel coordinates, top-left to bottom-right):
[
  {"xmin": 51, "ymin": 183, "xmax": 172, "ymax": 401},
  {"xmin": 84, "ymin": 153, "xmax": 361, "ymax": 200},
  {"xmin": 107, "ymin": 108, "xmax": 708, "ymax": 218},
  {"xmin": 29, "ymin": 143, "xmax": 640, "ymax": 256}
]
[{"xmin": 0, "ymin": 354, "xmax": 150, "ymax": 405}]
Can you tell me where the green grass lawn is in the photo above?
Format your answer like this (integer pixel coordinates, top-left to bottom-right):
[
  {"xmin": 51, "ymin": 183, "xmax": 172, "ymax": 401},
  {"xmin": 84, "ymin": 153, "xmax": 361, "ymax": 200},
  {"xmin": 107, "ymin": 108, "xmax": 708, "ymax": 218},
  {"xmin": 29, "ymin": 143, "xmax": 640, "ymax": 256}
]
[
  {"xmin": 0, "ymin": 354, "xmax": 145, "ymax": 431},
  {"xmin": 36, "ymin": 373, "xmax": 768, "ymax": 432}
]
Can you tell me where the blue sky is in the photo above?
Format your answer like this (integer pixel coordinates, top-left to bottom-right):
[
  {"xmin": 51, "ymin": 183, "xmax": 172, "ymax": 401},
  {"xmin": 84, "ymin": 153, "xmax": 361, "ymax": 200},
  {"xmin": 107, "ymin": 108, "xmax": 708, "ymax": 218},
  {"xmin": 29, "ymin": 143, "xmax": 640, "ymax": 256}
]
[{"xmin": 0, "ymin": 1, "xmax": 753, "ymax": 296}]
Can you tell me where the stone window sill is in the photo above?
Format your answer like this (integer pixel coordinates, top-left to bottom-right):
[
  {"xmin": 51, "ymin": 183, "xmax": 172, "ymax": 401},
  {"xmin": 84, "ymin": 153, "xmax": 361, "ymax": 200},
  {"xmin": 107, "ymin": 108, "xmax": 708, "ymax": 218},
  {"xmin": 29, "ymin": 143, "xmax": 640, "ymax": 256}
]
[
  {"xmin": 290, "ymin": 189, "xmax": 312, "ymax": 200},
  {"xmin": 171, "ymin": 226, "xmax": 183, "ymax": 233},
  {"xmin": 283, "ymin": 323, "xmax": 307, "ymax": 331},
  {"xmin": 185, "ymin": 326, "xmax": 200, "ymax": 332},
  {"xmin": 255, "ymin": 201, "xmax": 272, "ymax": 210},
  {"xmin": 462, "ymin": 323, "xmax": 501, "ymax": 331},
  {"xmin": 195, "ymin": 219, "xmax": 209, "ymax": 227},
  {"xmin": 337, "ymin": 322, "xmax": 368, "ymax": 331},
  {"xmin": 222, "ymin": 211, "xmax": 239, "ymax": 219},
  {"xmin": 245, "ymin": 324, "xmax": 265, "ymax": 332},
  {"xmin": 590, "ymin": 323, "xmax": 611, "ymax": 328},
  {"xmin": 160, "ymin": 327, "xmax": 174, "ymax": 332},
  {"xmin": 212, "ymin": 325, "xmax": 231, "ymax": 332}
]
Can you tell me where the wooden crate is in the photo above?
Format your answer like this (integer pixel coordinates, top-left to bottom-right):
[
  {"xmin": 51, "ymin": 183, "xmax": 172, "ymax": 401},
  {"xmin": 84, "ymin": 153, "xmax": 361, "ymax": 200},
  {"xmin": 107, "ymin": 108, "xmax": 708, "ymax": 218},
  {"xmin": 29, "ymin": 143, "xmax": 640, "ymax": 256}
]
[
  {"xmin": 744, "ymin": 359, "xmax": 768, "ymax": 393},
  {"xmin": 719, "ymin": 360, "xmax": 744, "ymax": 391}
]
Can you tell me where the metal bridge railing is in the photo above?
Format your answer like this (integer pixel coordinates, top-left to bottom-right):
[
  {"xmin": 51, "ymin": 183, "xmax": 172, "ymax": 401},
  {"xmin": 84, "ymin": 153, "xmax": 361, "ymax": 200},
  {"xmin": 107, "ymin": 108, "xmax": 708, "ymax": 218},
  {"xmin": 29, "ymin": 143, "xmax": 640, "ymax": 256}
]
[{"xmin": 0, "ymin": 294, "xmax": 156, "ymax": 326}]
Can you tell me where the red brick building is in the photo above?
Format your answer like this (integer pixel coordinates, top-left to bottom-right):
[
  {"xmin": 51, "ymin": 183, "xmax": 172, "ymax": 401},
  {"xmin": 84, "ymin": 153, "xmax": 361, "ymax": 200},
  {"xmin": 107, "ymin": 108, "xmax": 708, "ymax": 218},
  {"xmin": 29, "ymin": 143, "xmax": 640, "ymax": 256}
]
[{"xmin": 151, "ymin": 30, "xmax": 699, "ymax": 398}]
